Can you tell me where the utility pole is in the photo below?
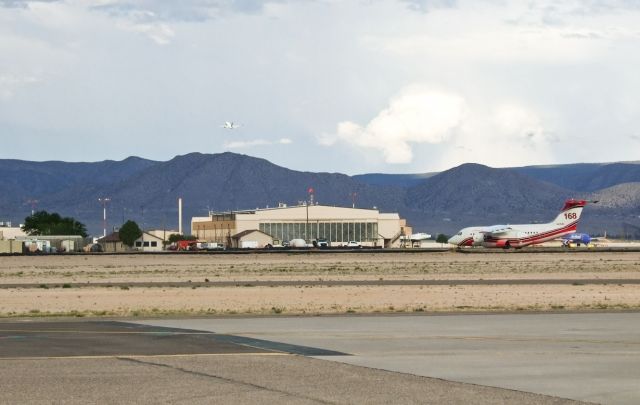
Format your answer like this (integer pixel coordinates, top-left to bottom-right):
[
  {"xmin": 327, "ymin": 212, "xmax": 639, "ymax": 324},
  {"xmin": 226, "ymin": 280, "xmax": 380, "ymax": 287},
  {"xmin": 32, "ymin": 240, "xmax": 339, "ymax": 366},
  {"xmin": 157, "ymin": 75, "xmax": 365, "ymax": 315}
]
[
  {"xmin": 25, "ymin": 199, "xmax": 39, "ymax": 215},
  {"xmin": 141, "ymin": 205, "xmax": 144, "ymax": 250},
  {"xmin": 306, "ymin": 187, "xmax": 314, "ymax": 242},
  {"xmin": 98, "ymin": 197, "xmax": 111, "ymax": 237},
  {"xmin": 350, "ymin": 192, "xmax": 357, "ymax": 209}
]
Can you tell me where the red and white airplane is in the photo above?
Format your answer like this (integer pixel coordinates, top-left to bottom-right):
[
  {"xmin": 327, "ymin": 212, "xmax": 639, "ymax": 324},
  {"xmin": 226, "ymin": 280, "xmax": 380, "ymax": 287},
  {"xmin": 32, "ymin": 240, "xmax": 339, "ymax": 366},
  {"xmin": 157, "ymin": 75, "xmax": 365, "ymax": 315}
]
[{"xmin": 447, "ymin": 199, "xmax": 594, "ymax": 248}]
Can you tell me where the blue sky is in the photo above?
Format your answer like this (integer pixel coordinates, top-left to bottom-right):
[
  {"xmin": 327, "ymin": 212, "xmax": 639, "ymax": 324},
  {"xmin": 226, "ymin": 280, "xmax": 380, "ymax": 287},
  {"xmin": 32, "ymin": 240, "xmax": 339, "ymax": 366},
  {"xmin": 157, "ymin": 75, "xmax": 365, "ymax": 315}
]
[{"xmin": 1, "ymin": 0, "xmax": 639, "ymax": 174}]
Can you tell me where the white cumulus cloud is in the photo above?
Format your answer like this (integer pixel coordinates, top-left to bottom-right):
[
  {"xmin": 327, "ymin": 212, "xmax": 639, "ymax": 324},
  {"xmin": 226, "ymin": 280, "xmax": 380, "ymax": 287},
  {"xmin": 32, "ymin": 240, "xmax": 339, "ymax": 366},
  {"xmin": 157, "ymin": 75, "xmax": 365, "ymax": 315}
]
[
  {"xmin": 332, "ymin": 86, "xmax": 466, "ymax": 164},
  {"xmin": 327, "ymin": 84, "xmax": 558, "ymax": 168}
]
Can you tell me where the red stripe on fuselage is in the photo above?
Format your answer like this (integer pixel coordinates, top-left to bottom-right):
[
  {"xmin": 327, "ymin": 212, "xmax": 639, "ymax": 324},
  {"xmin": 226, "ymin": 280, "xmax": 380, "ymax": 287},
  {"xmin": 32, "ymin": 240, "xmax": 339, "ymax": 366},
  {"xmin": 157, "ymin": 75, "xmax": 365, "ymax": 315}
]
[{"xmin": 483, "ymin": 221, "xmax": 578, "ymax": 247}]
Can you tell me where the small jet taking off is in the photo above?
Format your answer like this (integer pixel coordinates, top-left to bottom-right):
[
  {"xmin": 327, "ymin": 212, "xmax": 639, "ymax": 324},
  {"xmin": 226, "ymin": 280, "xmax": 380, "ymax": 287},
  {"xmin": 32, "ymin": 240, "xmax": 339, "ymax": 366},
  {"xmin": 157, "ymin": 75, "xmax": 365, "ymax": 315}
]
[
  {"xmin": 222, "ymin": 121, "xmax": 241, "ymax": 129},
  {"xmin": 448, "ymin": 199, "xmax": 594, "ymax": 249}
]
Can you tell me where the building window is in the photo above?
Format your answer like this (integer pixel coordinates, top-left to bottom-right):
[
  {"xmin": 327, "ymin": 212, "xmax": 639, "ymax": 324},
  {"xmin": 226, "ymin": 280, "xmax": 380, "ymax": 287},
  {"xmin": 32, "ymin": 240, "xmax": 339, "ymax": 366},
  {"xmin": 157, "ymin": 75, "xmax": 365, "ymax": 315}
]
[
  {"xmin": 135, "ymin": 241, "xmax": 142, "ymax": 247},
  {"xmin": 258, "ymin": 221, "xmax": 379, "ymax": 244},
  {"xmin": 151, "ymin": 241, "xmax": 157, "ymax": 247}
]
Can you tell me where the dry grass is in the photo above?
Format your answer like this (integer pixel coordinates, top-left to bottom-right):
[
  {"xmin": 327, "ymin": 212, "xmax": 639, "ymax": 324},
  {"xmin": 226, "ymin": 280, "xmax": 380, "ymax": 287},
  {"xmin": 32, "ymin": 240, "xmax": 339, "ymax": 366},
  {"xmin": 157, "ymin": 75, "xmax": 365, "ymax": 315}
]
[{"xmin": 1, "ymin": 252, "xmax": 639, "ymax": 317}]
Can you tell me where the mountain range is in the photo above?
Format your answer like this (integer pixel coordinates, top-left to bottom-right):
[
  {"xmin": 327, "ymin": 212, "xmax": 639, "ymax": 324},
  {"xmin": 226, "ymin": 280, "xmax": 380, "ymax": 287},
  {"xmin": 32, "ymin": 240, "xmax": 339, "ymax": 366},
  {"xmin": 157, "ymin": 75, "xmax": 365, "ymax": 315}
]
[{"xmin": 1, "ymin": 152, "xmax": 639, "ymax": 238}]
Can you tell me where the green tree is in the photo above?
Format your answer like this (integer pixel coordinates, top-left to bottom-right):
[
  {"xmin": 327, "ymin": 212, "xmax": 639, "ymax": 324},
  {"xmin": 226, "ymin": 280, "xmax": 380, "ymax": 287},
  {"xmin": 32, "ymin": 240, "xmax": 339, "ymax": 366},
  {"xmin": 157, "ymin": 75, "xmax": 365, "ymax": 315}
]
[
  {"xmin": 119, "ymin": 220, "xmax": 142, "ymax": 247},
  {"xmin": 436, "ymin": 234, "xmax": 449, "ymax": 244},
  {"xmin": 22, "ymin": 211, "xmax": 88, "ymax": 237},
  {"xmin": 167, "ymin": 233, "xmax": 196, "ymax": 243}
]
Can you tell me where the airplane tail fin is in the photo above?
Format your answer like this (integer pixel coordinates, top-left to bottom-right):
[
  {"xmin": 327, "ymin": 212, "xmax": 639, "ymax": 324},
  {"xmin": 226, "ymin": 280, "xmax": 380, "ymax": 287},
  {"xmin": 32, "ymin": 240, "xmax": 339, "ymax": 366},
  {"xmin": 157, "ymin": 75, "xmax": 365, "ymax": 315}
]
[{"xmin": 552, "ymin": 199, "xmax": 588, "ymax": 228}]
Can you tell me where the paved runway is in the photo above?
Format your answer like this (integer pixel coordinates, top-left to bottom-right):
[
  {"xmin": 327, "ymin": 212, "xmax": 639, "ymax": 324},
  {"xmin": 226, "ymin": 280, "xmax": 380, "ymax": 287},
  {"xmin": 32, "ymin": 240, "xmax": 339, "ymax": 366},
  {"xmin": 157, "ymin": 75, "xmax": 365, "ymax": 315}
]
[
  {"xmin": 140, "ymin": 312, "xmax": 640, "ymax": 405},
  {"xmin": 0, "ymin": 319, "xmax": 580, "ymax": 404}
]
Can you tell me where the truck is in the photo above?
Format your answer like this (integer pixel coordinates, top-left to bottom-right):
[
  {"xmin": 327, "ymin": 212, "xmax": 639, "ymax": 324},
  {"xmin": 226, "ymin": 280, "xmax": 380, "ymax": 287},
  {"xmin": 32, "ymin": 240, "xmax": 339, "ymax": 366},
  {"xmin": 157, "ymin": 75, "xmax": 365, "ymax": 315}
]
[
  {"xmin": 240, "ymin": 240, "xmax": 259, "ymax": 249},
  {"xmin": 197, "ymin": 242, "xmax": 225, "ymax": 251}
]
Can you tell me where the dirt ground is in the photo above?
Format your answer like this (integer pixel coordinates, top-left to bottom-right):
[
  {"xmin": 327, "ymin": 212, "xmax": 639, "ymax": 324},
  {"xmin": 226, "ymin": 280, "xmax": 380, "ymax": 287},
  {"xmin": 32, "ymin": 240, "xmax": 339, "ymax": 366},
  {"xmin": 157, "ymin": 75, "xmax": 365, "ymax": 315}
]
[{"xmin": 1, "ymin": 251, "xmax": 639, "ymax": 317}]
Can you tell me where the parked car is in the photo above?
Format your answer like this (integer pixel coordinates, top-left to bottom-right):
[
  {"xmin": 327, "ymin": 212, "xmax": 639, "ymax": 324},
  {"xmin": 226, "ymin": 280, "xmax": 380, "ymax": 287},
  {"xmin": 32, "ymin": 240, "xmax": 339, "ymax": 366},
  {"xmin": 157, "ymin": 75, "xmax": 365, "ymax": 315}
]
[
  {"xmin": 346, "ymin": 240, "xmax": 362, "ymax": 248},
  {"xmin": 199, "ymin": 242, "xmax": 225, "ymax": 251},
  {"xmin": 315, "ymin": 238, "xmax": 329, "ymax": 248},
  {"xmin": 289, "ymin": 239, "xmax": 308, "ymax": 248}
]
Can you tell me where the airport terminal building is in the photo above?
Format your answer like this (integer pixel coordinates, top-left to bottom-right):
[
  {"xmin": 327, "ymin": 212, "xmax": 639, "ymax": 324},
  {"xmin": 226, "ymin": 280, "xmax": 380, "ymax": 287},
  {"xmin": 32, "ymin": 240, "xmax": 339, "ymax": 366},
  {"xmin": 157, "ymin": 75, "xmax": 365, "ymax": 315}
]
[{"xmin": 191, "ymin": 204, "xmax": 412, "ymax": 248}]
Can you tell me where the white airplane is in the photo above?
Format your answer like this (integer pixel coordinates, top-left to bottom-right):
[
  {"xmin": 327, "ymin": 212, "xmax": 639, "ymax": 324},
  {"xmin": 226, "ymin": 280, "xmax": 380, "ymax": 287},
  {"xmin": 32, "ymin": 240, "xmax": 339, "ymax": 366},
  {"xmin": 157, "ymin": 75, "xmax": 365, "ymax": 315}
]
[
  {"xmin": 400, "ymin": 233, "xmax": 432, "ymax": 241},
  {"xmin": 221, "ymin": 121, "xmax": 241, "ymax": 129},
  {"xmin": 448, "ymin": 199, "xmax": 594, "ymax": 249}
]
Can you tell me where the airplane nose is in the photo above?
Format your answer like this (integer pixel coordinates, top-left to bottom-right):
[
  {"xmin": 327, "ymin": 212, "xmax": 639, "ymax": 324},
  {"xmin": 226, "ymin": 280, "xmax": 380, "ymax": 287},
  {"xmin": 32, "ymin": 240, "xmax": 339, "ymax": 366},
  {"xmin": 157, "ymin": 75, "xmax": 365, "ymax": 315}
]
[{"xmin": 447, "ymin": 236, "xmax": 457, "ymax": 245}]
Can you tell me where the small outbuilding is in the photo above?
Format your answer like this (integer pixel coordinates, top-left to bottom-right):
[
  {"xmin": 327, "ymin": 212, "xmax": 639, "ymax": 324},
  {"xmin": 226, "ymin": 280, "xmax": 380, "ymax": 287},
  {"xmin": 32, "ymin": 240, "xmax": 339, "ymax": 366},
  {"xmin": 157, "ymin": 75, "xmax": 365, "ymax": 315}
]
[
  {"xmin": 133, "ymin": 232, "xmax": 164, "ymax": 252},
  {"xmin": 97, "ymin": 232, "xmax": 128, "ymax": 253},
  {"xmin": 231, "ymin": 229, "xmax": 274, "ymax": 249}
]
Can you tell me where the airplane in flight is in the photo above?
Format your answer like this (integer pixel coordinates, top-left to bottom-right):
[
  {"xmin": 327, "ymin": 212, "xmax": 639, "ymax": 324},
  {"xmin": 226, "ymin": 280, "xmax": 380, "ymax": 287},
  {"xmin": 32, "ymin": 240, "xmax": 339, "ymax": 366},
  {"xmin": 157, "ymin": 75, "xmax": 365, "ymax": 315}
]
[
  {"xmin": 447, "ymin": 199, "xmax": 594, "ymax": 249},
  {"xmin": 221, "ymin": 121, "xmax": 241, "ymax": 129}
]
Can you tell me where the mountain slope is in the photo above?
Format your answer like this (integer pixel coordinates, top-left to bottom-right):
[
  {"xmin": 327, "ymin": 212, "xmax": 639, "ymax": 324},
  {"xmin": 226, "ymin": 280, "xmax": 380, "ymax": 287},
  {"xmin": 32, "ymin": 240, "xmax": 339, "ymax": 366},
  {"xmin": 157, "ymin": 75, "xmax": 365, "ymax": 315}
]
[
  {"xmin": 406, "ymin": 163, "xmax": 572, "ymax": 216},
  {"xmin": 355, "ymin": 162, "xmax": 640, "ymax": 193},
  {"xmin": 12, "ymin": 153, "xmax": 405, "ymax": 233},
  {"xmin": 587, "ymin": 182, "xmax": 640, "ymax": 210},
  {"xmin": 352, "ymin": 173, "xmax": 435, "ymax": 188},
  {"xmin": 0, "ymin": 156, "xmax": 157, "ymax": 216},
  {"xmin": 1, "ymin": 154, "xmax": 639, "ymax": 238}
]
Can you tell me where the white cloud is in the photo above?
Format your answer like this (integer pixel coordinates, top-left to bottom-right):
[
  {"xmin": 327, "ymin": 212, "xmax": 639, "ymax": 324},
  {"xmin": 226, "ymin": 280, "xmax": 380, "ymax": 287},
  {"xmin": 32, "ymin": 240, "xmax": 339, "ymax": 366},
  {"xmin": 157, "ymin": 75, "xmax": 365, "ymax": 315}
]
[
  {"xmin": 332, "ymin": 86, "xmax": 466, "ymax": 164},
  {"xmin": 442, "ymin": 102, "xmax": 556, "ymax": 169},
  {"xmin": 116, "ymin": 18, "xmax": 174, "ymax": 45},
  {"xmin": 0, "ymin": 73, "xmax": 40, "ymax": 99},
  {"xmin": 224, "ymin": 138, "xmax": 293, "ymax": 149},
  {"xmin": 327, "ymin": 84, "xmax": 558, "ymax": 168},
  {"xmin": 1, "ymin": 0, "xmax": 640, "ymax": 172}
]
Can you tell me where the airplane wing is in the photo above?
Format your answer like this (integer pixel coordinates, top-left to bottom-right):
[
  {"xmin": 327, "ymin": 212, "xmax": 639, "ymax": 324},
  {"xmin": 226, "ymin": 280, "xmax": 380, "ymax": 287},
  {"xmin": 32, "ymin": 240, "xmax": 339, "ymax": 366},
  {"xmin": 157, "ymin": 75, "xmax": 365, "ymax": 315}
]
[{"xmin": 480, "ymin": 225, "xmax": 513, "ymax": 235}]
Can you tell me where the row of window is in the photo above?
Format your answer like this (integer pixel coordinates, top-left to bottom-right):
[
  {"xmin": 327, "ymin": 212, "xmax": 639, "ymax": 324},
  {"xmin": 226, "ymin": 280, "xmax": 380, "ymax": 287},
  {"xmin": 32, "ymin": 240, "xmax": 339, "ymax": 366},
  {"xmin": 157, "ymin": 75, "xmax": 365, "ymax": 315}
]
[
  {"xmin": 259, "ymin": 222, "xmax": 378, "ymax": 243},
  {"xmin": 134, "ymin": 241, "xmax": 158, "ymax": 247}
]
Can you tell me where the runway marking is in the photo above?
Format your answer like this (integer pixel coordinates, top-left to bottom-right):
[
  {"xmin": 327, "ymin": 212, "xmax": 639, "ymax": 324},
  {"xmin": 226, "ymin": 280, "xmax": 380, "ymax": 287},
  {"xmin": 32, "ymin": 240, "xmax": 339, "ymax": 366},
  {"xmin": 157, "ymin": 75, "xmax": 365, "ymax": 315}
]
[{"xmin": 0, "ymin": 352, "xmax": 289, "ymax": 361}]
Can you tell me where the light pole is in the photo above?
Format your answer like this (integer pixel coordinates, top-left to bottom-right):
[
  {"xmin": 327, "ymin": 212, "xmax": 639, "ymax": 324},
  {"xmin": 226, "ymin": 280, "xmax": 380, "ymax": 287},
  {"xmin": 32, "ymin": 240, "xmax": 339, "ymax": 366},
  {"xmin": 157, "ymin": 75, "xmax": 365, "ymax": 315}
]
[
  {"xmin": 25, "ymin": 199, "xmax": 39, "ymax": 215},
  {"xmin": 141, "ymin": 205, "xmax": 144, "ymax": 249},
  {"xmin": 306, "ymin": 187, "xmax": 314, "ymax": 242},
  {"xmin": 98, "ymin": 197, "xmax": 111, "ymax": 237}
]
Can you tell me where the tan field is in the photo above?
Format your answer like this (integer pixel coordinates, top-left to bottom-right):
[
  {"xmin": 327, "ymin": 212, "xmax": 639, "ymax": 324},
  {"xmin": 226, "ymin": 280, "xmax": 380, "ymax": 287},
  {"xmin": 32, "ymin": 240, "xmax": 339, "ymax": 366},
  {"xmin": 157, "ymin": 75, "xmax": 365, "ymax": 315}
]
[{"xmin": 1, "ymin": 251, "xmax": 639, "ymax": 317}]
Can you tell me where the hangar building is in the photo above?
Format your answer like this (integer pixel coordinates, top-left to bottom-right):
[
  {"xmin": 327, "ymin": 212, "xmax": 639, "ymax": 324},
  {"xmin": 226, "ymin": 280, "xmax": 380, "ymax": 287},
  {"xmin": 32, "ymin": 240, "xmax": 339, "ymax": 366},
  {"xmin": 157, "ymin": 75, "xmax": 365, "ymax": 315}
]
[{"xmin": 191, "ymin": 204, "xmax": 412, "ymax": 248}]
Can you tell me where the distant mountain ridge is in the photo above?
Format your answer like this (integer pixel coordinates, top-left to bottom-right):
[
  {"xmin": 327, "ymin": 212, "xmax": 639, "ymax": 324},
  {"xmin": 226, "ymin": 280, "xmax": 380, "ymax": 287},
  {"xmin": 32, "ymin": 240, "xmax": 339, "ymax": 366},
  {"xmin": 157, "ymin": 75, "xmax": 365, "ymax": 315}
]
[
  {"xmin": 1, "ymin": 153, "xmax": 639, "ymax": 238},
  {"xmin": 356, "ymin": 161, "xmax": 640, "ymax": 192}
]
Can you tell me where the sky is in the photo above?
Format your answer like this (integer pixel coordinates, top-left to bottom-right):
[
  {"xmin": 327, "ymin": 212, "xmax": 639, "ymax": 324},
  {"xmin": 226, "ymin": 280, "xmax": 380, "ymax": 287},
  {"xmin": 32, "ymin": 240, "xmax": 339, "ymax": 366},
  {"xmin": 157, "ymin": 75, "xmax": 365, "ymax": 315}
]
[{"xmin": 1, "ymin": 0, "xmax": 640, "ymax": 174}]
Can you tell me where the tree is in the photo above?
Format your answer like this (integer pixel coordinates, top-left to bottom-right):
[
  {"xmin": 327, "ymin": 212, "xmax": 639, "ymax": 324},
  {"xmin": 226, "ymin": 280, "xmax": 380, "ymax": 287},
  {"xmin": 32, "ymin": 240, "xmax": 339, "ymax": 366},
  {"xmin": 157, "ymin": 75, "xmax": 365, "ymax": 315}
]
[
  {"xmin": 167, "ymin": 233, "xmax": 196, "ymax": 243},
  {"xmin": 22, "ymin": 211, "xmax": 88, "ymax": 237},
  {"xmin": 436, "ymin": 234, "xmax": 450, "ymax": 244},
  {"xmin": 119, "ymin": 220, "xmax": 142, "ymax": 247}
]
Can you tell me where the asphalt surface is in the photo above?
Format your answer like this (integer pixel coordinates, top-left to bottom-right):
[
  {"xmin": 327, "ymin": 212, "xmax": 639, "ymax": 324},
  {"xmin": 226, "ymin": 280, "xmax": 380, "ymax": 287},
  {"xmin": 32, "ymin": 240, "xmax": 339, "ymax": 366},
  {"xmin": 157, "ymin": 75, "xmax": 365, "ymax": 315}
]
[
  {"xmin": 0, "ymin": 321, "xmax": 346, "ymax": 358},
  {"xmin": 0, "ymin": 320, "xmax": 582, "ymax": 404},
  {"xmin": 141, "ymin": 312, "xmax": 640, "ymax": 405},
  {"xmin": 2, "ymin": 278, "xmax": 639, "ymax": 289}
]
